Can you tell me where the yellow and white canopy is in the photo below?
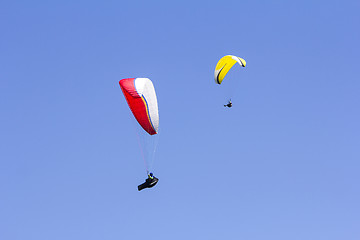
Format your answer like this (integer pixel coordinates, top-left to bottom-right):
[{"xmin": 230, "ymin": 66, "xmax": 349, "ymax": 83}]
[{"xmin": 214, "ymin": 55, "xmax": 246, "ymax": 84}]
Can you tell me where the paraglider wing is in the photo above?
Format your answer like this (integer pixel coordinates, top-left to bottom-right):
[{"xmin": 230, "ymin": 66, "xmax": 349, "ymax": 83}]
[
  {"xmin": 119, "ymin": 78, "xmax": 159, "ymax": 135},
  {"xmin": 214, "ymin": 55, "xmax": 246, "ymax": 84}
]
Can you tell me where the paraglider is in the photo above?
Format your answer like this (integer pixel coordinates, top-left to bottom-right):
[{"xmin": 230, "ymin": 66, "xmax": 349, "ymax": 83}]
[
  {"xmin": 119, "ymin": 78, "xmax": 160, "ymax": 190},
  {"xmin": 137, "ymin": 172, "xmax": 159, "ymax": 191},
  {"xmin": 214, "ymin": 55, "xmax": 246, "ymax": 107},
  {"xmin": 224, "ymin": 99, "xmax": 232, "ymax": 108}
]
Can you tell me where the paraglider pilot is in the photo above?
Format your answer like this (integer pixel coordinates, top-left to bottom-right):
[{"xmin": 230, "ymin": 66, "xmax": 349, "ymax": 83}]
[
  {"xmin": 224, "ymin": 99, "xmax": 232, "ymax": 108},
  {"xmin": 138, "ymin": 172, "xmax": 159, "ymax": 191}
]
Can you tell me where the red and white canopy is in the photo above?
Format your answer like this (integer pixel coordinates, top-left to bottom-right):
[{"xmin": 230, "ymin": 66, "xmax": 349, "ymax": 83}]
[{"xmin": 119, "ymin": 78, "xmax": 159, "ymax": 135}]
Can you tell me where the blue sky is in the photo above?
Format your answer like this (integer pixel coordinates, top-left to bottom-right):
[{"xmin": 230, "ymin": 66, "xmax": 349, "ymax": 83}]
[{"xmin": 1, "ymin": 1, "xmax": 359, "ymax": 239}]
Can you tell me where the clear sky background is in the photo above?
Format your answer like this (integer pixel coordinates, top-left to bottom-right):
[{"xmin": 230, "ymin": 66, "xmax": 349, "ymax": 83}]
[{"xmin": 1, "ymin": 1, "xmax": 359, "ymax": 239}]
